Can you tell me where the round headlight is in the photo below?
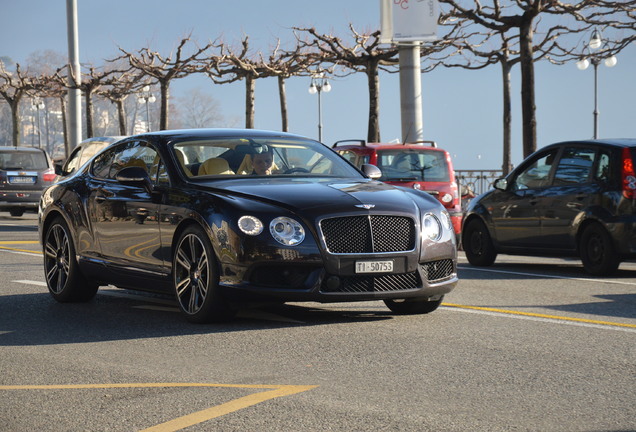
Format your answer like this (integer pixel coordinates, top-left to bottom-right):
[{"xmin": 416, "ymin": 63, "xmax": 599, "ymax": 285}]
[
  {"xmin": 423, "ymin": 213, "xmax": 442, "ymax": 241},
  {"xmin": 441, "ymin": 193, "xmax": 453, "ymax": 203},
  {"xmin": 238, "ymin": 215, "xmax": 263, "ymax": 236},
  {"xmin": 270, "ymin": 217, "xmax": 305, "ymax": 246}
]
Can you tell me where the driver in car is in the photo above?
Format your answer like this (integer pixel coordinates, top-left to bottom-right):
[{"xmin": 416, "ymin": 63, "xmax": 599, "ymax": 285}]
[{"xmin": 252, "ymin": 150, "xmax": 274, "ymax": 175}]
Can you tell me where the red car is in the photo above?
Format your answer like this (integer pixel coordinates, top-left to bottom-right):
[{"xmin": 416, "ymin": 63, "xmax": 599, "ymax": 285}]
[{"xmin": 334, "ymin": 140, "xmax": 462, "ymax": 238}]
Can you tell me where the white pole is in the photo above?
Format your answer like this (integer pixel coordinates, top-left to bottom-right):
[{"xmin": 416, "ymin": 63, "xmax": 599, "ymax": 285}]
[
  {"xmin": 66, "ymin": 0, "xmax": 82, "ymax": 151},
  {"xmin": 399, "ymin": 42, "xmax": 423, "ymax": 143}
]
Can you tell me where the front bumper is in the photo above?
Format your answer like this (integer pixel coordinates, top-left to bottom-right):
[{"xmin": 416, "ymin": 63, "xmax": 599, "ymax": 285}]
[{"xmin": 219, "ymin": 257, "xmax": 458, "ymax": 303}]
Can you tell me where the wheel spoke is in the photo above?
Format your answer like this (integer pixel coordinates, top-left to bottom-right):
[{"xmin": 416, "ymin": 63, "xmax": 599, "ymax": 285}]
[
  {"xmin": 175, "ymin": 248, "xmax": 191, "ymax": 272},
  {"xmin": 46, "ymin": 264, "xmax": 59, "ymax": 286},
  {"xmin": 176, "ymin": 277, "xmax": 191, "ymax": 297}
]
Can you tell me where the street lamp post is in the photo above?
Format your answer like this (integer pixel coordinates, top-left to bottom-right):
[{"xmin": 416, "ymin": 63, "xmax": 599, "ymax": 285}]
[
  {"xmin": 138, "ymin": 85, "xmax": 156, "ymax": 132},
  {"xmin": 308, "ymin": 72, "xmax": 331, "ymax": 142},
  {"xmin": 576, "ymin": 29, "xmax": 617, "ymax": 139},
  {"xmin": 31, "ymin": 98, "xmax": 45, "ymax": 148}
]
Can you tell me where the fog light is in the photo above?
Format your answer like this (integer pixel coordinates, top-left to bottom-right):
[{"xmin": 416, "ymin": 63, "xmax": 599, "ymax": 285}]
[{"xmin": 238, "ymin": 215, "xmax": 263, "ymax": 235}]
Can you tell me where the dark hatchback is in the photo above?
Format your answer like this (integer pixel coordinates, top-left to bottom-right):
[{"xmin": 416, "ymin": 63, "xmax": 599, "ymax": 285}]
[
  {"xmin": 0, "ymin": 146, "xmax": 56, "ymax": 216},
  {"xmin": 39, "ymin": 129, "xmax": 458, "ymax": 322},
  {"xmin": 462, "ymin": 138, "xmax": 636, "ymax": 275}
]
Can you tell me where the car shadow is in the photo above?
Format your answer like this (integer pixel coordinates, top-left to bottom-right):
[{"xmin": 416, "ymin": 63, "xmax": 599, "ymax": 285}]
[
  {"xmin": 458, "ymin": 262, "xmax": 636, "ymax": 280},
  {"xmin": 0, "ymin": 291, "xmax": 396, "ymax": 347},
  {"xmin": 504, "ymin": 293, "xmax": 636, "ymax": 321},
  {"xmin": 0, "ymin": 223, "xmax": 38, "ymax": 232}
]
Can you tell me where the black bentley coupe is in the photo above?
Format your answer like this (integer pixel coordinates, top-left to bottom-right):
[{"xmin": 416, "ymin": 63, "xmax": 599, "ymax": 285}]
[{"xmin": 39, "ymin": 129, "xmax": 458, "ymax": 322}]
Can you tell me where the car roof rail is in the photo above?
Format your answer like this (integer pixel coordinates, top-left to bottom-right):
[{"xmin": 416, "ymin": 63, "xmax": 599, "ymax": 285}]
[
  {"xmin": 333, "ymin": 139, "xmax": 366, "ymax": 148},
  {"xmin": 404, "ymin": 140, "xmax": 437, "ymax": 148}
]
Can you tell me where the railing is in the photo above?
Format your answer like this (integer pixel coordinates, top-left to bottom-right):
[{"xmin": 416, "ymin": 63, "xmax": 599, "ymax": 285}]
[{"xmin": 455, "ymin": 169, "xmax": 504, "ymax": 210}]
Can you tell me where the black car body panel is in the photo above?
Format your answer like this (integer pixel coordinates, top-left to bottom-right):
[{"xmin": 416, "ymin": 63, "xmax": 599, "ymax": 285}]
[
  {"xmin": 39, "ymin": 129, "xmax": 458, "ymax": 318},
  {"xmin": 463, "ymin": 138, "xmax": 636, "ymax": 274}
]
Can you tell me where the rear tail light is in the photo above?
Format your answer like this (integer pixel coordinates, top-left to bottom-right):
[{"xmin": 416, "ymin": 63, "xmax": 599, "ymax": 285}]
[
  {"xmin": 42, "ymin": 168, "xmax": 57, "ymax": 183},
  {"xmin": 621, "ymin": 148, "xmax": 636, "ymax": 199}
]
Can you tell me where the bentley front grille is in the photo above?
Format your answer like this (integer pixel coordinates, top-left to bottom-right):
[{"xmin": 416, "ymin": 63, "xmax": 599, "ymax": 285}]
[{"xmin": 320, "ymin": 215, "xmax": 415, "ymax": 254}]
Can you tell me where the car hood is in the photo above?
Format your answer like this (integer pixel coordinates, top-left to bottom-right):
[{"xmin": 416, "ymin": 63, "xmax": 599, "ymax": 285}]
[{"xmin": 198, "ymin": 177, "xmax": 429, "ymax": 215}]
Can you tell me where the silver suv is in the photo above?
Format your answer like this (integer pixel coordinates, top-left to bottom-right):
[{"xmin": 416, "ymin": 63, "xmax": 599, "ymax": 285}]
[{"xmin": 0, "ymin": 146, "xmax": 55, "ymax": 217}]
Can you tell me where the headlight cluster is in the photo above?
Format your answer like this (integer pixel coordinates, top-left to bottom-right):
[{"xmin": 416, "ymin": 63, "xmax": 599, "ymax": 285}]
[
  {"xmin": 238, "ymin": 215, "xmax": 305, "ymax": 246},
  {"xmin": 422, "ymin": 211, "xmax": 452, "ymax": 241}
]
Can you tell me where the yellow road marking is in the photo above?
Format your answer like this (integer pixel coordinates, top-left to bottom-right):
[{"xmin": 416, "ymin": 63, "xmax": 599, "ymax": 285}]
[
  {"xmin": 443, "ymin": 303, "xmax": 636, "ymax": 329},
  {"xmin": 0, "ymin": 240, "xmax": 39, "ymax": 244},
  {"xmin": 0, "ymin": 245, "xmax": 41, "ymax": 254},
  {"xmin": 0, "ymin": 382, "xmax": 318, "ymax": 432}
]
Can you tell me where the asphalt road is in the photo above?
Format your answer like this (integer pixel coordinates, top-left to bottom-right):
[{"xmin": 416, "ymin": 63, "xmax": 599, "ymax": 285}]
[{"xmin": 1, "ymin": 213, "xmax": 634, "ymax": 432}]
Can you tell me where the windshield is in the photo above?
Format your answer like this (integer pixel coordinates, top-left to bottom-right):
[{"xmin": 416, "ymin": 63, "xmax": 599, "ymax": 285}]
[
  {"xmin": 0, "ymin": 150, "xmax": 48, "ymax": 170},
  {"xmin": 172, "ymin": 137, "xmax": 362, "ymax": 179},
  {"xmin": 376, "ymin": 149, "xmax": 450, "ymax": 182}
]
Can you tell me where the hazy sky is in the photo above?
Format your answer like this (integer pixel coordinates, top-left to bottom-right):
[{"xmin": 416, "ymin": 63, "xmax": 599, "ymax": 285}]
[{"xmin": 2, "ymin": 0, "xmax": 635, "ymax": 170}]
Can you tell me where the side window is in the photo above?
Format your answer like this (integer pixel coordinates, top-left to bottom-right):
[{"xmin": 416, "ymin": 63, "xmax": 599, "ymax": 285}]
[
  {"xmin": 92, "ymin": 141, "xmax": 160, "ymax": 181},
  {"xmin": 553, "ymin": 147, "xmax": 596, "ymax": 185},
  {"xmin": 62, "ymin": 148, "xmax": 82, "ymax": 176},
  {"xmin": 513, "ymin": 150, "xmax": 557, "ymax": 191},
  {"xmin": 595, "ymin": 151, "xmax": 610, "ymax": 182}
]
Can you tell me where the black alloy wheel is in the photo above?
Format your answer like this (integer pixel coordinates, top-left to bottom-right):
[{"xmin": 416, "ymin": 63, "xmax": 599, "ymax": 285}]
[
  {"xmin": 173, "ymin": 225, "xmax": 236, "ymax": 323},
  {"xmin": 43, "ymin": 217, "xmax": 98, "ymax": 302},
  {"xmin": 579, "ymin": 223, "xmax": 620, "ymax": 276},
  {"xmin": 462, "ymin": 218, "xmax": 497, "ymax": 266}
]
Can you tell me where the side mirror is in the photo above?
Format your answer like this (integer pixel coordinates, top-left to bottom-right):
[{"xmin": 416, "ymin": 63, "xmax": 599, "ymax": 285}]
[
  {"xmin": 361, "ymin": 164, "xmax": 382, "ymax": 180},
  {"xmin": 116, "ymin": 166, "xmax": 152, "ymax": 193},
  {"xmin": 493, "ymin": 178, "xmax": 508, "ymax": 191}
]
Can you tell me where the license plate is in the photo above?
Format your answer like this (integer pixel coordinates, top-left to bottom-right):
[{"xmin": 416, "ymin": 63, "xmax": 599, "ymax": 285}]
[
  {"xmin": 355, "ymin": 260, "xmax": 393, "ymax": 274},
  {"xmin": 9, "ymin": 176, "xmax": 36, "ymax": 184}
]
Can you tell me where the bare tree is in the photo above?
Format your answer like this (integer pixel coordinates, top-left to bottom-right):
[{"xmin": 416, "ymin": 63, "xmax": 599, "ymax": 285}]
[
  {"xmin": 116, "ymin": 37, "xmax": 214, "ymax": 130},
  {"xmin": 438, "ymin": 0, "xmax": 636, "ymax": 158},
  {"xmin": 98, "ymin": 65, "xmax": 146, "ymax": 135},
  {"xmin": 0, "ymin": 62, "xmax": 46, "ymax": 146},
  {"xmin": 434, "ymin": 16, "xmax": 564, "ymax": 174},
  {"xmin": 294, "ymin": 26, "xmax": 399, "ymax": 142},
  {"xmin": 261, "ymin": 40, "xmax": 315, "ymax": 132},
  {"xmin": 207, "ymin": 36, "xmax": 264, "ymax": 129}
]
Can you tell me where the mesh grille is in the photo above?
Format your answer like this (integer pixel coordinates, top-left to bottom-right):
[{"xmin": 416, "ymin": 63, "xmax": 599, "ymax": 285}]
[
  {"xmin": 321, "ymin": 272, "xmax": 420, "ymax": 293},
  {"xmin": 421, "ymin": 259, "xmax": 455, "ymax": 282},
  {"xmin": 320, "ymin": 216, "xmax": 415, "ymax": 254}
]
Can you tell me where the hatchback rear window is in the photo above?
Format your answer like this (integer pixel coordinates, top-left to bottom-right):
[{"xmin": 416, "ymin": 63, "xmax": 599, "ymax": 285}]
[
  {"xmin": 0, "ymin": 151, "xmax": 48, "ymax": 170},
  {"xmin": 376, "ymin": 149, "xmax": 450, "ymax": 182}
]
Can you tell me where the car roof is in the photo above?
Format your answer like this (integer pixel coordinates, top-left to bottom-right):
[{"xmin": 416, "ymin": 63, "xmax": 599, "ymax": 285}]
[
  {"xmin": 0, "ymin": 146, "xmax": 47, "ymax": 153},
  {"xmin": 549, "ymin": 138, "xmax": 636, "ymax": 148},
  {"xmin": 78, "ymin": 136, "xmax": 126, "ymax": 145},
  {"xmin": 128, "ymin": 128, "xmax": 313, "ymax": 142},
  {"xmin": 333, "ymin": 140, "xmax": 444, "ymax": 151}
]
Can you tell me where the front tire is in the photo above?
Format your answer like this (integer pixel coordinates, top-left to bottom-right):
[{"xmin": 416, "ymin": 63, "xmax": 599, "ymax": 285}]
[
  {"xmin": 173, "ymin": 225, "xmax": 236, "ymax": 323},
  {"xmin": 384, "ymin": 296, "xmax": 443, "ymax": 315},
  {"xmin": 462, "ymin": 218, "xmax": 497, "ymax": 266},
  {"xmin": 579, "ymin": 223, "xmax": 619, "ymax": 276},
  {"xmin": 43, "ymin": 217, "xmax": 98, "ymax": 302}
]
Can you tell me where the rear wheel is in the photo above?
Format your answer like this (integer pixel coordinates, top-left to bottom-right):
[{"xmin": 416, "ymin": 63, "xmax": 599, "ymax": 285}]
[
  {"xmin": 462, "ymin": 219, "xmax": 497, "ymax": 266},
  {"xmin": 173, "ymin": 225, "xmax": 236, "ymax": 323},
  {"xmin": 579, "ymin": 223, "xmax": 619, "ymax": 276},
  {"xmin": 43, "ymin": 217, "xmax": 98, "ymax": 302},
  {"xmin": 384, "ymin": 296, "xmax": 443, "ymax": 315}
]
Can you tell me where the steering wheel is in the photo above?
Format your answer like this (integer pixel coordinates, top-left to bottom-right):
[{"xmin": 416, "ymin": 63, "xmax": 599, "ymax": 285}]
[{"xmin": 284, "ymin": 167, "xmax": 310, "ymax": 174}]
